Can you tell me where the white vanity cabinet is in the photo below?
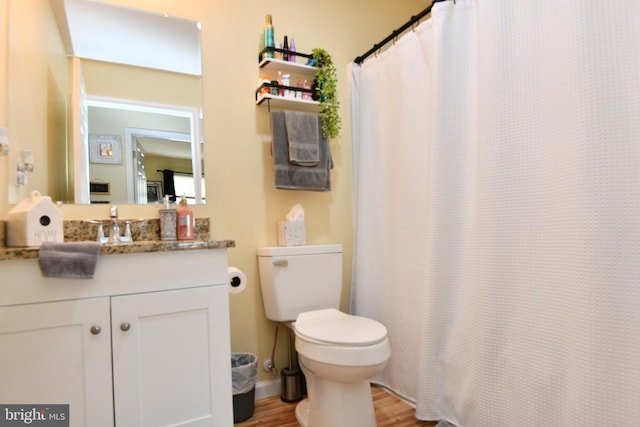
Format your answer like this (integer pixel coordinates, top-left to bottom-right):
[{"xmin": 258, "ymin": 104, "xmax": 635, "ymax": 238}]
[
  {"xmin": 0, "ymin": 247, "xmax": 234, "ymax": 427},
  {"xmin": 111, "ymin": 286, "xmax": 230, "ymax": 427},
  {"xmin": 0, "ymin": 297, "xmax": 114, "ymax": 425}
]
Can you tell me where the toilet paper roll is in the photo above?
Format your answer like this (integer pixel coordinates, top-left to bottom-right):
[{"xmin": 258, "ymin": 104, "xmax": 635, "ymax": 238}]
[{"xmin": 227, "ymin": 266, "xmax": 247, "ymax": 294}]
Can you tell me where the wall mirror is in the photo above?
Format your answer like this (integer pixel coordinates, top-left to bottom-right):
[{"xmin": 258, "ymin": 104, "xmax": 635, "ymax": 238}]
[{"xmin": 7, "ymin": 0, "xmax": 204, "ymax": 205}]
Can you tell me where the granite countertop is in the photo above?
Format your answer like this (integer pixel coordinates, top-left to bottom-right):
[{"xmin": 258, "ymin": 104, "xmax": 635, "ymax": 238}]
[
  {"xmin": 0, "ymin": 239, "xmax": 236, "ymax": 262},
  {"xmin": 0, "ymin": 218, "xmax": 235, "ymax": 262}
]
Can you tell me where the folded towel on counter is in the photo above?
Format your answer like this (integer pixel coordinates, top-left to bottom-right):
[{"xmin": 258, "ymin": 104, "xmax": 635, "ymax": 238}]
[
  {"xmin": 284, "ymin": 111, "xmax": 320, "ymax": 166},
  {"xmin": 271, "ymin": 111, "xmax": 333, "ymax": 191},
  {"xmin": 38, "ymin": 241, "xmax": 102, "ymax": 279}
]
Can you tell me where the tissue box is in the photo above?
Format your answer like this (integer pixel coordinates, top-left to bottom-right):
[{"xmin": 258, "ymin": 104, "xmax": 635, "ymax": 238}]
[
  {"xmin": 277, "ymin": 221, "xmax": 306, "ymax": 246},
  {"xmin": 6, "ymin": 191, "xmax": 64, "ymax": 247}
]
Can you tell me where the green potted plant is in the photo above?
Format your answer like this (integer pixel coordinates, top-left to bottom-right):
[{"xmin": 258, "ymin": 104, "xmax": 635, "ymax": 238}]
[{"xmin": 311, "ymin": 48, "xmax": 341, "ymax": 139}]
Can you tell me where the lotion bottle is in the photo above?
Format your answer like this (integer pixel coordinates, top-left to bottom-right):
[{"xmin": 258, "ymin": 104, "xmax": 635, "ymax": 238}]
[{"xmin": 176, "ymin": 195, "xmax": 194, "ymax": 240}]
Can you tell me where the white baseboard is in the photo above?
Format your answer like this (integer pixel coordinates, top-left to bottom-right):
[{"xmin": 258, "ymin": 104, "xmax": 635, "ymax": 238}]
[{"xmin": 255, "ymin": 378, "xmax": 281, "ymax": 401}]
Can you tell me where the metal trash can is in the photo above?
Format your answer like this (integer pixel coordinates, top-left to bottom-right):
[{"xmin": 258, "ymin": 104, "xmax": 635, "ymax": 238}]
[{"xmin": 231, "ymin": 353, "xmax": 257, "ymax": 423}]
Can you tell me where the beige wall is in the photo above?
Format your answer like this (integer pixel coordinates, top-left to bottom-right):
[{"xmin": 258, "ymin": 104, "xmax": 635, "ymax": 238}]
[
  {"xmin": 1, "ymin": 0, "xmax": 9, "ymax": 202},
  {"xmin": 81, "ymin": 58, "xmax": 202, "ymax": 107},
  {"xmin": 3, "ymin": 0, "xmax": 67, "ymax": 203},
  {"xmin": 1, "ymin": 0, "xmax": 427, "ymax": 382}
]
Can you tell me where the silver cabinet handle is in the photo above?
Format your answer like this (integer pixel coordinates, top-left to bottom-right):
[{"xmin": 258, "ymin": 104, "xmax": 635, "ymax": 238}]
[
  {"xmin": 120, "ymin": 322, "xmax": 131, "ymax": 332},
  {"xmin": 90, "ymin": 325, "xmax": 102, "ymax": 335},
  {"xmin": 273, "ymin": 259, "xmax": 288, "ymax": 267}
]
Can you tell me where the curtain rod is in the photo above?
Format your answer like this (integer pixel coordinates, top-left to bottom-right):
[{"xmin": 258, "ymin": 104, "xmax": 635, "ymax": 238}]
[
  {"xmin": 157, "ymin": 169, "xmax": 193, "ymax": 175},
  {"xmin": 354, "ymin": 0, "xmax": 448, "ymax": 65}
]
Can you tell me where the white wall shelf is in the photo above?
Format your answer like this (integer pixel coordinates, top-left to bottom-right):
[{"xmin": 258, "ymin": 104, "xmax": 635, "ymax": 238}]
[
  {"xmin": 256, "ymin": 47, "xmax": 319, "ymax": 110},
  {"xmin": 258, "ymin": 57, "xmax": 317, "ymax": 76},
  {"xmin": 256, "ymin": 92, "xmax": 319, "ymax": 110}
]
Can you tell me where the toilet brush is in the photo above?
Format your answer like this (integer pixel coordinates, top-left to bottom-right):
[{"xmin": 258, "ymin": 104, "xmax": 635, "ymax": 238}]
[{"xmin": 281, "ymin": 328, "xmax": 304, "ymax": 402}]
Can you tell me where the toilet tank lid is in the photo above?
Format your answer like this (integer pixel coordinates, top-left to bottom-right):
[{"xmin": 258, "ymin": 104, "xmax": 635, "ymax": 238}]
[{"xmin": 257, "ymin": 244, "xmax": 343, "ymax": 257}]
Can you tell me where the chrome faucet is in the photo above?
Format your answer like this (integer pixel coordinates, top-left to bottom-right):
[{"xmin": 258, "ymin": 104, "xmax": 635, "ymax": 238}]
[
  {"xmin": 86, "ymin": 205, "xmax": 134, "ymax": 244},
  {"xmin": 108, "ymin": 205, "xmax": 121, "ymax": 244}
]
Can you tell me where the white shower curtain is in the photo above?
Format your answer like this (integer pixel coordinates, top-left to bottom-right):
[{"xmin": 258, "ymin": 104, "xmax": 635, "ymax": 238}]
[{"xmin": 350, "ymin": 1, "xmax": 640, "ymax": 425}]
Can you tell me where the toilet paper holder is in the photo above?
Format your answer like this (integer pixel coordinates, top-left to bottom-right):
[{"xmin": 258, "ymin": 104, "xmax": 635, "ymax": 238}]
[{"xmin": 227, "ymin": 266, "xmax": 248, "ymax": 294}]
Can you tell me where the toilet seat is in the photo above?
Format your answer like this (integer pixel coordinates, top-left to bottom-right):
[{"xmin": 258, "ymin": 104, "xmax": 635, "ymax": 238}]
[
  {"xmin": 295, "ymin": 309, "xmax": 387, "ymax": 346},
  {"xmin": 294, "ymin": 309, "xmax": 391, "ymax": 368}
]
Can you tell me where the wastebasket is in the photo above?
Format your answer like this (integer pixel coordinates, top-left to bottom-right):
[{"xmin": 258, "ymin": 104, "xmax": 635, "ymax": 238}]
[{"xmin": 231, "ymin": 352, "xmax": 258, "ymax": 423}]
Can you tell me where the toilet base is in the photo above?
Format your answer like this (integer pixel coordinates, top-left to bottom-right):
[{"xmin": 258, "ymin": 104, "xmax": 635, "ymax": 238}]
[
  {"xmin": 295, "ymin": 399, "xmax": 310, "ymax": 427},
  {"xmin": 295, "ymin": 372, "xmax": 377, "ymax": 427}
]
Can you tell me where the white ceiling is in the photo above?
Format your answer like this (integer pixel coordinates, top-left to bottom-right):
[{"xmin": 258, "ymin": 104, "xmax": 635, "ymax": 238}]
[
  {"xmin": 137, "ymin": 137, "xmax": 192, "ymax": 160},
  {"xmin": 51, "ymin": 0, "xmax": 201, "ymax": 75}
]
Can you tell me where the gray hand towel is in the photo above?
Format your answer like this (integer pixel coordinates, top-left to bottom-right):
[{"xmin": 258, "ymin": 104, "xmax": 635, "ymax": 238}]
[
  {"xmin": 271, "ymin": 111, "xmax": 333, "ymax": 191},
  {"xmin": 284, "ymin": 111, "xmax": 320, "ymax": 166},
  {"xmin": 38, "ymin": 241, "xmax": 102, "ymax": 279}
]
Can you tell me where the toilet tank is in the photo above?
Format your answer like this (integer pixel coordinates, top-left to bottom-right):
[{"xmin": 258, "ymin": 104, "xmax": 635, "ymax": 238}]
[{"xmin": 257, "ymin": 244, "xmax": 343, "ymax": 322}]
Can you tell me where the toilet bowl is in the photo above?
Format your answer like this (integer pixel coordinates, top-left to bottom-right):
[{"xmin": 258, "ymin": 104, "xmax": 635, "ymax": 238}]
[{"xmin": 293, "ymin": 309, "xmax": 391, "ymax": 427}]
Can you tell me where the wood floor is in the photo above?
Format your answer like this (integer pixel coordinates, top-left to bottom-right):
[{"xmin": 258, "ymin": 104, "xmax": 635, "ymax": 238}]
[{"xmin": 235, "ymin": 385, "xmax": 437, "ymax": 426}]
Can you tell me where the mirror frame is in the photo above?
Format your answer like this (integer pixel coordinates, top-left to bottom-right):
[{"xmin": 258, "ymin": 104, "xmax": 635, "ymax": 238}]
[{"xmin": 75, "ymin": 95, "xmax": 204, "ymax": 205}]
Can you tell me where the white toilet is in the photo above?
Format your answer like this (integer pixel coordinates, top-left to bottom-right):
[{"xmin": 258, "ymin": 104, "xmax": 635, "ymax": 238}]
[{"xmin": 257, "ymin": 244, "xmax": 391, "ymax": 427}]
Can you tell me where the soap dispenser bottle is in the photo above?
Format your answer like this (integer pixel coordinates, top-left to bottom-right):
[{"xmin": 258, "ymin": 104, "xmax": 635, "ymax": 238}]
[
  {"xmin": 176, "ymin": 195, "xmax": 194, "ymax": 240},
  {"xmin": 159, "ymin": 195, "xmax": 177, "ymax": 241}
]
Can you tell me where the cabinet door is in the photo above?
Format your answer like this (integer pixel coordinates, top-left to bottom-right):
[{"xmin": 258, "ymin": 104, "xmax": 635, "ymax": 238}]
[
  {"xmin": 0, "ymin": 298, "xmax": 114, "ymax": 427},
  {"xmin": 112, "ymin": 286, "xmax": 233, "ymax": 427}
]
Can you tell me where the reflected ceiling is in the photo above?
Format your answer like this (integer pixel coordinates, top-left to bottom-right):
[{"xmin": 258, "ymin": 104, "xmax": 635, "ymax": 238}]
[{"xmin": 51, "ymin": 0, "xmax": 201, "ymax": 75}]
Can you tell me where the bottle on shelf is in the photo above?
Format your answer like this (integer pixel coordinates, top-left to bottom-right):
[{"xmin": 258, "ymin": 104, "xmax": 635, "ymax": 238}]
[
  {"xmin": 283, "ymin": 35, "xmax": 289, "ymax": 61},
  {"xmin": 282, "ymin": 73, "xmax": 291, "ymax": 97},
  {"xmin": 264, "ymin": 14, "xmax": 275, "ymax": 58},
  {"xmin": 259, "ymin": 75, "xmax": 271, "ymax": 96},
  {"xmin": 289, "ymin": 38, "xmax": 296, "ymax": 62}
]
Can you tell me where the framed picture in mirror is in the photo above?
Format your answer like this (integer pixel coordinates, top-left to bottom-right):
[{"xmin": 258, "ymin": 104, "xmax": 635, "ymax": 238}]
[
  {"xmin": 89, "ymin": 181, "xmax": 110, "ymax": 195},
  {"xmin": 89, "ymin": 134, "xmax": 123, "ymax": 164}
]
